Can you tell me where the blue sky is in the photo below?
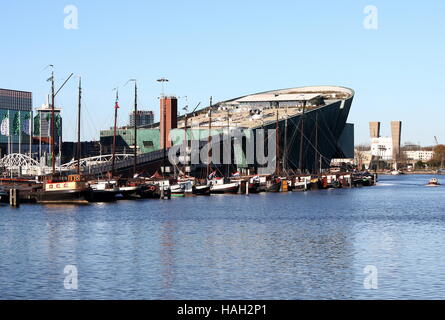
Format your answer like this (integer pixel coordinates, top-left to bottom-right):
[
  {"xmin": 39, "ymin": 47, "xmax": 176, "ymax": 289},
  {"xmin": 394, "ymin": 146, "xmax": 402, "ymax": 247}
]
[{"xmin": 0, "ymin": 0, "xmax": 444, "ymax": 145}]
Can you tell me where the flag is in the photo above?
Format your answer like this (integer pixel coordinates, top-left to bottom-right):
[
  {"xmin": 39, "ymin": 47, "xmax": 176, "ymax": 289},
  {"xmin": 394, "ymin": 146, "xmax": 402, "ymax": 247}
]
[
  {"xmin": 34, "ymin": 113, "xmax": 40, "ymax": 136},
  {"xmin": 0, "ymin": 113, "xmax": 9, "ymax": 136},
  {"xmin": 208, "ymin": 171, "xmax": 216, "ymax": 180},
  {"xmin": 231, "ymin": 171, "xmax": 240, "ymax": 177},
  {"xmin": 12, "ymin": 112, "xmax": 20, "ymax": 136},
  {"xmin": 22, "ymin": 112, "xmax": 31, "ymax": 135},
  {"xmin": 55, "ymin": 114, "xmax": 62, "ymax": 136},
  {"xmin": 115, "ymin": 99, "xmax": 120, "ymax": 109},
  {"xmin": 46, "ymin": 113, "xmax": 51, "ymax": 136}
]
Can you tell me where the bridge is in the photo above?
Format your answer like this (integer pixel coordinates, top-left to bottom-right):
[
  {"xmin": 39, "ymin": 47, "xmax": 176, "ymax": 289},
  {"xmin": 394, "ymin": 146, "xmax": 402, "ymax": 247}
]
[
  {"xmin": 63, "ymin": 149, "xmax": 167, "ymax": 175},
  {"xmin": 0, "ymin": 149, "xmax": 169, "ymax": 177}
]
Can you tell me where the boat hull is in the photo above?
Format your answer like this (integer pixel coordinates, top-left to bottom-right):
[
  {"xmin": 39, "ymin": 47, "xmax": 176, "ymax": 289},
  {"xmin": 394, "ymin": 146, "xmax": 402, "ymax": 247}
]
[
  {"xmin": 0, "ymin": 190, "xmax": 8, "ymax": 204},
  {"xmin": 266, "ymin": 182, "xmax": 281, "ymax": 192},
  {"xmin": 137, "ymin": 184, "xmax": 159, "ymax": 199},
  {"xmin": 193, "ymin": 185, "xmax": 211, "ymax": 196},
  {"xmin": 210, "ymin": 183, "xmax": 239, "ymax": 194},
  {"xmin": 248, "ymin": 182, "xmax": 261, "ymax": 193},
  {"xmin": 87, "ymin": 190, "xmax": 118, "ymax": 202},
  {"xmin": 33, "ymin": 189, "xmax": 90, "ymax": 204},
  {"xmin": 117, "ymin": 186, "xmax": 141, "ymax": 199}
]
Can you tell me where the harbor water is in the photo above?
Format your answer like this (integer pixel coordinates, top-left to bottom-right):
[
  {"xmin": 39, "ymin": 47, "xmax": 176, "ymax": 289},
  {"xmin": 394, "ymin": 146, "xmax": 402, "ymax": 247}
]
[{"xmin": 1, "ymin": 174, "xmax": 445, "ymax": 299}]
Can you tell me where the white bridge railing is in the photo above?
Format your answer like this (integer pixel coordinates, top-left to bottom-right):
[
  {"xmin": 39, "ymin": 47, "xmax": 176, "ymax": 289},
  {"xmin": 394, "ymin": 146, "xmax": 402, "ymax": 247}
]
[{"xmin": 0, "ymin": 150, "xmax": 166, "ymax": 176}]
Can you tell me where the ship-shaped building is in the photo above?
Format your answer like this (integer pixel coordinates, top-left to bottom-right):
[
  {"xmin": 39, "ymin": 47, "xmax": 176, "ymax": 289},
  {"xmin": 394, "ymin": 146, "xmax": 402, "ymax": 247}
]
[{"xmin": 100, "ymin": 85, "xmax": 355, "ymax": 175}]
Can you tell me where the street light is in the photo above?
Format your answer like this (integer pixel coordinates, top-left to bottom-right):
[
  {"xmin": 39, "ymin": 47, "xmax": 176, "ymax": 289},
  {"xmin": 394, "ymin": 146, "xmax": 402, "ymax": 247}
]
[{"xmin": 157, "ymin": 78, "xmax": 169, "ymax": 97}]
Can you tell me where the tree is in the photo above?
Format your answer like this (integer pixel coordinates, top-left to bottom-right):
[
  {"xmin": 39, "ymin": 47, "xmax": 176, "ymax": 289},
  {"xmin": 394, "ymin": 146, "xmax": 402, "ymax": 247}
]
[
  {"xmin": 356, "ymin": 143, "xmax": 371, "ymax": 151},
  {"xmin": 415, "ymin": 160, "xmax": 425, "ymax": 170},
  {"xmin": 428, "ymin": 144, "xmax": 445, "ymax": 168}
]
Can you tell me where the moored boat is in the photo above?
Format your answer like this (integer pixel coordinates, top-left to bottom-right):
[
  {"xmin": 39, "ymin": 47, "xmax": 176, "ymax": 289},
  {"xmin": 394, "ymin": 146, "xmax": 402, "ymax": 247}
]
[
  {"xmin": 117, "ymin": 184, "xmax": 142, "ymax": 199},
  {"xmin": 138, "ymin": 183, "xmax": 159, "ymax": 199},
  {"xmin": 265, "ymin": 177, "xmax": 281, "ymax": 192},
  {"xmin": 170, "ymin": 184, "xmax": 186, "ymax": 197},
  {"xmin": 193, "ymin": 185, "xmax": 211, "ymax": 196},
  {"xmin": 87, "ymin": 180, "xmax": 119, "ymax": 202},
  {"xmin": 209, "ymin": 178, "xmax": 239, "ymax": 194},
  {"xmin": 0, "ymin": 188, "xmax": 8, "ymax": 203},
  {"xmin": 248, "ymin": 181, "xmax": 261, "ymax": 193},
  {"xmin": 33, "ymin": 174, "xmax": 90, "ymax": 204}
]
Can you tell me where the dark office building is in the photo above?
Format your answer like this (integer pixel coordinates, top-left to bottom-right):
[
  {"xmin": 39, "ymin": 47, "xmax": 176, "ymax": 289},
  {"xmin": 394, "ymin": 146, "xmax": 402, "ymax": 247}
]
[
  {"xmin": 0, "ymin": 88, "xmax": 33, "ymax": 156},
  {"xmin": 129, "ymin": 110, "xmax": 154, "ymax": 127}
]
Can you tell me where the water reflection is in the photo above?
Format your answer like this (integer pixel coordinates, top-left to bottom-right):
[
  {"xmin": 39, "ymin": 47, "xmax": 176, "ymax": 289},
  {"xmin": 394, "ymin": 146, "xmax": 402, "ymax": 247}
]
[
  {"xmin": 1, "ymin": 175, "xmax": 445, "ymax": 299},
  {"xmin": 160, "ymin": 219, "xmax": 176, "ymax": 294}
]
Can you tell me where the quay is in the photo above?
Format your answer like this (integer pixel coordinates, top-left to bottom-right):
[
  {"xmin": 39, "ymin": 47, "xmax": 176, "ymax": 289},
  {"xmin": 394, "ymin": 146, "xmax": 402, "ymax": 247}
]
[{"xmin": 0, "ymin": 171, "xmax": 377, "ymax": 207}]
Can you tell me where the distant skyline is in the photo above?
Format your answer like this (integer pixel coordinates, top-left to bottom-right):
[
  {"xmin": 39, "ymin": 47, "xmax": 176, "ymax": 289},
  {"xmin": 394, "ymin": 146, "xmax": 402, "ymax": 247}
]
[{"xmin": 1, "ymin": 1, "xmax": 444, "ymax": 145}]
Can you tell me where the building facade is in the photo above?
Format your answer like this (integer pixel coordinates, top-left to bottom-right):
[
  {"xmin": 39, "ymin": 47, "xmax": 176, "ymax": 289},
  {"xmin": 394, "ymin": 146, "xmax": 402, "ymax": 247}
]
[
  {"xmin": 100, "ymin": 128, "xmax": 161, "ymax": 155},
  {"xmin": 405, "ymin": 150, "xmax": 434, "ymax": 162},
  {"xmin": 369, "ymin": 121, "xmax": 402, "ymax": 161},
  {"xmin": 33, "ymin": 103, "xmax": 63, "ymax": 157},
  {"xmin": 100, "ymin": 86, "xmax": 355, "ymax": 175},
  {"xmin": 0, "ymin": 88, "xmax": 33, "ymax": 156},
  {"xmin": 129, "ymin": 110, "xmax": 154, "ymax": 127},
  {"xmin": 160, "ymin": 96, "xmax": 177, "ymax": 148},
  {"xmin": 371, "ymin": 137, "xmax": 394, "ymax": 161}
]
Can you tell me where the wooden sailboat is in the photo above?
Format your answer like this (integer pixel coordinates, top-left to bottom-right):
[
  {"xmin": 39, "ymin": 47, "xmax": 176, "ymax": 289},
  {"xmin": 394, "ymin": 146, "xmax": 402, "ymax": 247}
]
[
  {"xmin": 203, "ymin": 97, "xmax": 240, "ymax": 194},
  {"xmin": 32, "ymin": 71, "xmax": 91, "ymax": 204}
]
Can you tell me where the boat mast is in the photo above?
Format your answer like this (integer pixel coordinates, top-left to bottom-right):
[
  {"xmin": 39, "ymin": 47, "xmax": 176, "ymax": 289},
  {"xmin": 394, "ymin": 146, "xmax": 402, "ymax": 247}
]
[
  {"xmin": 183, "ymin": 97, "xmax": 189, "ymax": 176},
  {"xmin": 76, "ymin": 77, "xmax": 82, "ymax": 174},
  {"xmin": 226, "ymin": 105, "xmax": 230, "ymax": 177},
  {"xmin": 283, "ymin": 104, "xmax": 288, "ymax": 174},
  {"xmin": 314, "ymin": 111, "xmax": 318, "ymax": 174},
  {"xmin": 112, "ymin": 89, "xmax": 119, "ymax": 176},
  {"xmin": 29, "ymin": 109, "xmax": 33, "ymax": 159},
  {"xmin": 275, "ymin": 100, "xmax": 280, "ymax": 175},
  {"xmin": 207, "ymin": 96, "xmax": 212, "ymax": 178},
  {"xmin": 133, "ymin": 81, "xmax": 137, "ymax": 177},
  {"xmin": 48, "ymin": 69, "xmax": 73, "ymax": 176},
  {"xmin": 299, "ymin": 101, "xmax": 307, "ymax": 173},
  {"xmin": 50, "ymin": 70, "xmax": 56, "ymax": 175}
]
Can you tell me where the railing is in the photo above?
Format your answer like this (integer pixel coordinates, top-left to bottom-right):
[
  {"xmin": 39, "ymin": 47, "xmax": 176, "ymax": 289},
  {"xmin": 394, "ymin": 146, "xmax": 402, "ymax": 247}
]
[{"xmin": 80, "ymin": 149, "xmax": 167, "ymax": 175}]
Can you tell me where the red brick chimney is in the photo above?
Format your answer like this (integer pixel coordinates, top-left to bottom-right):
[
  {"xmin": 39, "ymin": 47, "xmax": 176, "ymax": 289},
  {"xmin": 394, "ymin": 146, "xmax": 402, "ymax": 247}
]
[{"xmin": 160, "ymin": 96, "xmax": 178, "ymax": 148}]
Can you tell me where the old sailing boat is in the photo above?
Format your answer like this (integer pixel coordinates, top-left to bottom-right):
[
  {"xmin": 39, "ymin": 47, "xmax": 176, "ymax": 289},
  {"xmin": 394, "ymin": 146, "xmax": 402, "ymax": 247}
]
[{"xmin": 33, "ymin": 71, "xmax": 91, "ymax": 204}]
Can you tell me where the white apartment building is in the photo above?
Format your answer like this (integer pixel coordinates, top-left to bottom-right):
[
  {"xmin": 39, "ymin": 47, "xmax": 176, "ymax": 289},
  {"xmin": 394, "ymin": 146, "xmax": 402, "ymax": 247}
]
[
  {"xmin": 371, "ymin": 137, "xmax": 393, "ymax": 160},
  {"xmin": 404, "ymin": 150, "xmax": 434, "ymax": 162}
]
